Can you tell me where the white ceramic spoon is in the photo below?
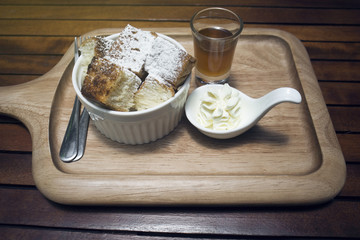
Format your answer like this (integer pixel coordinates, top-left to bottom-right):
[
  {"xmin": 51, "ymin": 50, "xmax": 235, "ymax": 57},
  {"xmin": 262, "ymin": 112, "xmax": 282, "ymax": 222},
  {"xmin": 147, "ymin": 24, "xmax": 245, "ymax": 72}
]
[{"xmin": 185, "ymin": 84, "xmax": 302, "ymax": 139}]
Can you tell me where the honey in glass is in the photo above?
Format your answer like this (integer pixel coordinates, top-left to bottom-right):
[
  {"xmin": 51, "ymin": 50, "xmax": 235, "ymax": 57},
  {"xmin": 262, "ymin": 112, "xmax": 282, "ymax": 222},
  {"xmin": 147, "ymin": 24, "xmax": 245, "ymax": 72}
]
[{"xmin": 194, "ymin": 27, "xmax": 236, "ymax": 79}]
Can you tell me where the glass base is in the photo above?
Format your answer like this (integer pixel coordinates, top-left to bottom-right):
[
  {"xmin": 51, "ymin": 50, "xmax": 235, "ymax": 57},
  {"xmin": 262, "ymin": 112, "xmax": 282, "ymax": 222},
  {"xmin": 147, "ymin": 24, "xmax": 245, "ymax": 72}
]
[
  {"xmin": 195, "ymin": 69, "xmax": 230, "ymax": 86},
  {"xmin": 195, "ymin": 76, "xmax": 229, "ymax": 86}
]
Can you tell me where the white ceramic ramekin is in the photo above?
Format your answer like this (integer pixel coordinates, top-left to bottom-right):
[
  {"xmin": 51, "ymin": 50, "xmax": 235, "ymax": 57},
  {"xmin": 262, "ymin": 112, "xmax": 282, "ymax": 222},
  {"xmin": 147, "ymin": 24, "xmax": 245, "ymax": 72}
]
[{"xmin": 72, "ymin": 33, "xmax": 191, "ymax": 144}]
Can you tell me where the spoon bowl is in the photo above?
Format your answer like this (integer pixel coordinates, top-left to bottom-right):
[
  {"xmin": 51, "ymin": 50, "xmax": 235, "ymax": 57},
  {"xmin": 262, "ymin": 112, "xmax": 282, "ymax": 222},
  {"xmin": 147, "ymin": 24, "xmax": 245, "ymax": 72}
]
[{"xmin": 185, "ymin": 84, "xmax": 302, "ymax": 139}]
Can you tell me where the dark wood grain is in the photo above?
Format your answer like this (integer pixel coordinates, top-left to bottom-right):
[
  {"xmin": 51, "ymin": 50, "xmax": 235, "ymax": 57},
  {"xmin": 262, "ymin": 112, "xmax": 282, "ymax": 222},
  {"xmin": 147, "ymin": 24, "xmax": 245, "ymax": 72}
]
[
  {"xmin": 313, "ymin": 61, "xmax": 360, "ymax": 82},
  {"xmin": 0, "ymin": 55, "xmax": 61, "ymax": 75},
  {"xmin": 337, "ymin": 134, "xmax": 360, "ymax": 163},
  {"xmin": 0, "ymin": 0, "xmax": 359, "ymax": 239},
  {"xmin": 0, "ymin": 124, "xmax": 32, "ymax": 151},
  {"xmin": 304, "ymin": 42, "xmax": 360, "ymax": 60},
  {"xmin": 0, "ymin": 75, "xmax": 40, "ymax": 86},
  {"xmin": 1, "ymin": 225, "xmax": 206, "ymax": 240},
  {"xmin": 0, "ymin": 187, "xmax": 359, "ymax": 238},
  {"xmin": 2, "ymin": 6, "xmax": 360, "ymax": 25},
  {"xmin": 329, "ymin": 107, "xmax": 360, "ymax": 132},
  {"xmin": 2, "ymin": 37, "xmax": 360, "ymax": 59},
  {"xmin": 2, "ymin": 0, "xmax": 360, "ymax": 8},
  {"xmin": 0, "ymin": 153, "xmax": 34, "ymax": 185},
  {"xmin": 319, "ymin": 82, "xmax": 360, "ymax": 105},
  {"xmin": 0, "ymin": 226, "xmax": 158, "ymax": 240},
  {"xmin": 0, "ymin": 36, "xmax": 73, "ymax": 55},
  {"xmin": 341, "ymin": 164, "xmax": 360, "ymax": 196}
]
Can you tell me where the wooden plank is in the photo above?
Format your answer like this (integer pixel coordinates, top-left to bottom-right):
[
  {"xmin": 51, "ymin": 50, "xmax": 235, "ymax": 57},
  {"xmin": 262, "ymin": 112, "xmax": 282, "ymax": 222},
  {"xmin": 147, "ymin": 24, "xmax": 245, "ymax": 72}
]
[
  {"xmin": 0, "ymin": 36, "xmax": 73, "ymax": 55},
  {"xmin": 340, "ymin": 164, "xmax": 360, "ymax": 197},
  {"xmin": 1, "ymin": 0, "xmax": 360, "ymax": 8},
  {"xmin": 1, "ymin": 6, "xmax": 198, "ymax": 21},
  {"xmin": 1, "ymin": 226, "xmax": 355, "ymax": 240},
  {"xmin": 304, "ymin": 42, "xmax": 360, "ymax": 61},
  {"xmin": 329, "ymin": 107, "xmax": 360, "ymax": 133},
  {"xmin": 0, "ymin": 20, "xmax": 360, "ymax": 42},
  {"xmin": 312, "ymin": 61, "xmax": 360, "ymax": 81},
  {"xmin": 230, "ymin": 7, "xmax": 360, "ymax": 25},
  {"xmin": 337, "ymin": 134, "xmax": 360, "ymax": 163},
  {"xmin": 1, "ymin": 37, "xmax": 360, "ymax": 61},
  {"xmin": 248, "ymin": 24, "xmax": 360, "ymax": 42},
  {"xmin": 319, "ymin": 82, "xmax": 360, "ymax": 106},
  {"xmin": 0, "ymin": 225, "xmax": 200, "ymax": 240},
  {"xmin": 0, "ymin": 55, "xmax": 61, "ymax": 75},
  {"xmin": 0, "ymin": 153, "xmax": 34, "ymax": 185},
  {"xmin": 1, "ymin": 6, "xmax": 360, "ymax": 25},
  {"xmin": 0, "ymin": 187, "xmax": 359, "ymax": 238},
  {"xmin": 0, "ymin": 124, "xmax": 32, "ymax": 152},
  {"xmin": 0, "ymin": 75, "xmax": 40, "ymax": 86},
  {"xmin": 0, "ymin": 20, "xmax": 188, "ymax": 36},
  {"xmin": 2, "ymin": 57, "xmax": 359, "ymax": 84}
]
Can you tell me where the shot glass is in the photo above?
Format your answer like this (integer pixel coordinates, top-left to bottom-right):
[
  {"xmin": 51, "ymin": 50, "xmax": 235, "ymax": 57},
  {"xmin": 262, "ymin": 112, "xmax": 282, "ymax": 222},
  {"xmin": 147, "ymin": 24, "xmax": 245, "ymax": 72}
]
[{"xmin": 190, "ymin": 7, "xmax": 243, "ymax": 85}]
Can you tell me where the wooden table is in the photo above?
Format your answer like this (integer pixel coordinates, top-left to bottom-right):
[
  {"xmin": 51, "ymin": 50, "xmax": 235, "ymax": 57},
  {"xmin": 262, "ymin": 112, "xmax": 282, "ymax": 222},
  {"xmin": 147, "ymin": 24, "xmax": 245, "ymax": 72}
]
[{"xmin": 1, "ymin": 0, "xmax": 359, "ymax": 239}]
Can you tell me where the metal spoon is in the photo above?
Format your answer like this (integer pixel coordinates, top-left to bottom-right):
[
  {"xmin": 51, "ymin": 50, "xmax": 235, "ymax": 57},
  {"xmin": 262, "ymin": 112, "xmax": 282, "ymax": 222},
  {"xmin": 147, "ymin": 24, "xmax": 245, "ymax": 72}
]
[{"xmin": 59, "ymin": 36, "xmax": 90, "ymax": 162}]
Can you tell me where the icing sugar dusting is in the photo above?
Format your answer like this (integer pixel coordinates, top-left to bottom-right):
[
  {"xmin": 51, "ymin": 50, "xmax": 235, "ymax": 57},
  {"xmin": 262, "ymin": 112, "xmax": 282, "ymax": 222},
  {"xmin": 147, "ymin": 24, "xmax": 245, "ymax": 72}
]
[
  {"xmin": 97, "ymin": 37, "xmax": 114, "ymax": 56},
  {"xmin": 104, "ymin": 25, "xmax": 157, "ymax": 74},
  {"xmin": 145, "ymin": 37, "xmax": 185, "ymax": 84}
]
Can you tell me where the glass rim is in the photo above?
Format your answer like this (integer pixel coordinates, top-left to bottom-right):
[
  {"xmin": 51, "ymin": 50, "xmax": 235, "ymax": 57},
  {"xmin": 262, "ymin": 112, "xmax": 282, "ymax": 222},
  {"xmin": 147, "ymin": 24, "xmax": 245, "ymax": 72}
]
[{"xmin": 190, "ymin": 7, "xmax": 244, "ymax": 40}]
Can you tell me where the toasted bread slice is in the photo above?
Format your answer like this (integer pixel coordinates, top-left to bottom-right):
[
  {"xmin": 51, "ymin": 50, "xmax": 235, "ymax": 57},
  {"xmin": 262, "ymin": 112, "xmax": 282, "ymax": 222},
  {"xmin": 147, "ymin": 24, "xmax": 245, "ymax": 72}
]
[
  {"xmin": 145, "ymin": 36, "xmax": 196, "ymax": 88},
  {"xmin": 105, "ymin": 25, "xmax": 158, "ymax": 79},
  {"xmin": 81, "ymin": 57, "xmax": 142, "ymax": 111},
  {"xmin": 79, "ymin": 37, "xmax": 113, "ymax": 79},
  {"xmin": 79, "ymin": 25, "xmax": 195, "ymax": 112},
  {"xmin": 134, "ymin": 75, "xmax": 175, "ymax": 111}
]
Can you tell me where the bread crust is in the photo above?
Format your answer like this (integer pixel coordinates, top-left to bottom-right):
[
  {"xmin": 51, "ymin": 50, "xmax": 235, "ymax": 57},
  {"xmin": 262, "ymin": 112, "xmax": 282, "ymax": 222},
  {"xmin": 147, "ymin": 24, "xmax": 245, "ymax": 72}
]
[
  {"xmin": 134, "ymin": 75, "xmax": 175, "ymax": 111},
  {"xmin": 105, "ymin": 25, "xmax": 158, "ymax": 79},
  {"xmin": 79, "ymin": 25, "xmax": 195, "ymax": 111},
  {"xmin": 81, "ymin": 57, "xmax": 141, "ymax": 111},
  {"xmin": 145, "ymin": 36, "xmax": 196, "ymax": 88}
]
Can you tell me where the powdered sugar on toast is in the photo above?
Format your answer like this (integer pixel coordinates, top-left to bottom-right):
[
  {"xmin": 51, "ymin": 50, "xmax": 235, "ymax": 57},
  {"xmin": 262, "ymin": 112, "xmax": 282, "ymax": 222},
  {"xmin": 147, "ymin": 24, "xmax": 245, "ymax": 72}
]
[
  {"xmin": 104, "ymin": 25, "xmax": 157, "ymax": 78},
  {"xmin": 145, "ymin": 36, "xmax": 186, "ymax": 87},
  {"xmin": 80, "ymin": 25, "xmax": 195, "ymax": 111}
]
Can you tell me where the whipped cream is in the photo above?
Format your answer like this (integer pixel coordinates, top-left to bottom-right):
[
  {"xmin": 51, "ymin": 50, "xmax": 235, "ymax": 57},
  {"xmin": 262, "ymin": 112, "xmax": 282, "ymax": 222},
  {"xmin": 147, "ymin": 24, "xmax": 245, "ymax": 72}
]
[{"xmin": 197, "ymin": 84, "xmax": 241, "ymax": 130}]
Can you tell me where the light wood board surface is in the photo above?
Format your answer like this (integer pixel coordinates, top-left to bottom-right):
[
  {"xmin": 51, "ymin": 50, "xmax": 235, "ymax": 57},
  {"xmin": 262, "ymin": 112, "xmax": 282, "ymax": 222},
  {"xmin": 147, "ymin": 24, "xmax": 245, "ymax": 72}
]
[{"xmin": 0, "ymin": 28, "xmax": 346, "ymax": 205}]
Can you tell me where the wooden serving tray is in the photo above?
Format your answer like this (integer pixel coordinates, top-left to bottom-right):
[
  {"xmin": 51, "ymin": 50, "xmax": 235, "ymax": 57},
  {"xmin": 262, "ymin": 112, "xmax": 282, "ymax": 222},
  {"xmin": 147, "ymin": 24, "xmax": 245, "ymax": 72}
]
[{"xmin": 0, "ymin": 28, "xmax": 346, "ymax": 205}]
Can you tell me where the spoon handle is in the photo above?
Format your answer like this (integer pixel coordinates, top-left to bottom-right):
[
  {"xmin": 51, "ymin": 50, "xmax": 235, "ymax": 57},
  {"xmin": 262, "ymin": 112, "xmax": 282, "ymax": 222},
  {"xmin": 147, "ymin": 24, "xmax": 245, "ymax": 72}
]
[
  {"xmin": 59, "ymin": 96, "xmax": 80, "ymax": 162},
  {"xmin": 73, "ymin": 108, "xmax": 90, "ymax": 161},
  {"xmin": 256, "ymin": 87, "xmax": 302, "ymax": 118}
]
